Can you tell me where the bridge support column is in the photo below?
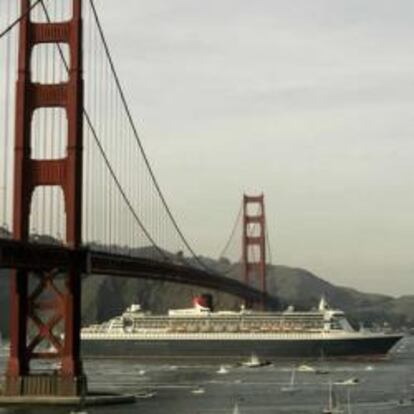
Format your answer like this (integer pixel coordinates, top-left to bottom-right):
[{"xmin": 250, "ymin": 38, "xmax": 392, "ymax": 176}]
[
  {"xmin": 242, "ymin": 194, "xmax": 267, "ymax": 309},
  {"xmin": 4, "ymin": 0, "xmax": 85, "ymax": 397}
]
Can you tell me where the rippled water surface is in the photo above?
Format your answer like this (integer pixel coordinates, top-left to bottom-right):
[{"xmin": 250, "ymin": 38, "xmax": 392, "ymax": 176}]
[{"xmin": 0, "ymin": 337, "xmax": 413, "ymax": 413}]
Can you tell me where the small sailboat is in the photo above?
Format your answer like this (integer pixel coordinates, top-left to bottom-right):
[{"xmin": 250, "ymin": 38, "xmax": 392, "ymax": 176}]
[
  {"xmin": 70, "ymin": 409, "xmax": 88, "ymax": 414},
  {"xmin": 242, "ymin": 353, "xmax": 261, "ymax": 367},
  {"xmin": 136, "ymin": 390, "xmax": 156, "ymax": 399},
  {"xmin": 316, "ymin": 368, "xmax": 330, "ymax": 375},
  {"xmin": 334, "ymin": 377, "xmax": 359, "ymax": 386},
  {"xmin": 346, "ymin": 388, "xmax": 352, "ymax": 414},
  {"xmin": 281, "ymin": 366, "xmax": 298, "ymax": 393},
  {"xmin": 191, "ymin": 386, "xmax": 205, "ymax": 395},
  {"xmin": 242, "ymin": 353, "xmax": 270, "ymax": 368},
  {"xmin": 217, "ymin": 365, "xmax": 229, "ymax": 374},
  {"xmin": 297, "ymin": 364, "xmax": 315, "ymax": 373},
  {"xmin": 232, "ymin": 402, "xmax": 241, "ymax": 414},
  {"xmin": 316, "ymin": 349, "xmax": 330, "ymax": 375},
  {"xmin": 322, "ymin": 382, "xmax": 344, "ymax": 414}
]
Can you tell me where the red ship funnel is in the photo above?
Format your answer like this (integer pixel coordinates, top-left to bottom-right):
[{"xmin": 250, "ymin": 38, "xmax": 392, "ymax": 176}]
[{"xmin": 192, "ymin": 294, "xmax": 213, "ymax": 310}]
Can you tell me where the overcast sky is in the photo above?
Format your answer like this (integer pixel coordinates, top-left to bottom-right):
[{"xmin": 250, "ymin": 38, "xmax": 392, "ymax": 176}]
[{"xmin": 93, "ymin": 0, "xmax": 414, "ymax": 296}]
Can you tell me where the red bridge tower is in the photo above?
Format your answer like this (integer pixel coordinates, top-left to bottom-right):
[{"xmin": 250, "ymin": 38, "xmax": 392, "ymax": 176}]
[
  {"xmin": 5, "ymin": 0, "xmax": 85, "ymax": 396},
  {"xmin": 242, "ymin": 194, "xmax": 267, "ymax": 307}
]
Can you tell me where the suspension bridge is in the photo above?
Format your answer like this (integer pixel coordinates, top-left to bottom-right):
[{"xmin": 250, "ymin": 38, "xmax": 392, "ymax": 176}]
[{"xmin": 0, "ymin": 0, "xmax": 274, "ymax": 399}]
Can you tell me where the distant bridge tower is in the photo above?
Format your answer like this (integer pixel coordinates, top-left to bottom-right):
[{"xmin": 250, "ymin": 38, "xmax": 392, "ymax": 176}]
[
  {"xmin": 242, "ymin": 194, "xmax": 266, "ymax": 307},
  {"xmin": 5, "ymin": 0, "xmax": 85, "ymax": 396}
]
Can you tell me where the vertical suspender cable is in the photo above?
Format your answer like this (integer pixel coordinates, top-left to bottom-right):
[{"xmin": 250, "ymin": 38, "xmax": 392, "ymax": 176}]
[
  {"xmin": 109, "ymin": 57, "xmax": 116, "ymax": 249},
  {"xmin": 86, "ymin": 0, "xmax": 93, "ymax": 244},
  {"xmin": 265, "ymin": 222, "xmax": 272, "ymax": 265},
  {"xmin": 218, "ymin": 201, "xmax": 242, "ymax": 260},
  {"xmin": 2, "ymin": 0, "xmax": 12, "ymax": 229},
  {"xmin": 92, "ymin": 16, "xmax": 99, "ymax": 244},
  {"xmin": 49, "ymin": 1, "xmax": 57, "ymax": 239}
]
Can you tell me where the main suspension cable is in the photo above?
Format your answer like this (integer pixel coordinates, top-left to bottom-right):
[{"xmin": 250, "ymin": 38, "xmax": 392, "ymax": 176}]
[
  {"xmin": 0, "ymin": 0, "xmax": 42, "ymax": 40},
  {"xmin": 88, "ymin": 0, "xmax": 209, "ymax": 272}
]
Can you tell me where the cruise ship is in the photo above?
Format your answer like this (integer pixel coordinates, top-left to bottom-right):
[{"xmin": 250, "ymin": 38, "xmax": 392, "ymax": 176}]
[{"xmin": 81, "ymin": 295, "xmax": 403, "ymax": 360}]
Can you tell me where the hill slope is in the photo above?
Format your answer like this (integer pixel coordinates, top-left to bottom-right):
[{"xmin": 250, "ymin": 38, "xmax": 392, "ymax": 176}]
[{"xmin": 0, "ymin": 260, "xmax": 413, "ymax": 337}]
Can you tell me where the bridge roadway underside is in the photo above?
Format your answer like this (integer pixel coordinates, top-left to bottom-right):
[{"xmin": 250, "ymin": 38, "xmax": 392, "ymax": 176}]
[{"xmin": 0, "ymin": 238, "xmax": 271, "ymax": 304}]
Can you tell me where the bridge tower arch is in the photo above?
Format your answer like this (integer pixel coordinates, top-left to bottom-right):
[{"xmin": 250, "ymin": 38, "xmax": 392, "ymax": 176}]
[{"xmin": 5, "ymin": 0, "xmax": 85, "ymax": 396}]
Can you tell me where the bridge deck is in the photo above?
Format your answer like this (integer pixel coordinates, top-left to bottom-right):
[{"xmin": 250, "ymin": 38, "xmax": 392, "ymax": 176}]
[{"xmin": 0, "ymin": 238, "xmax": 270, "ymax": 303}]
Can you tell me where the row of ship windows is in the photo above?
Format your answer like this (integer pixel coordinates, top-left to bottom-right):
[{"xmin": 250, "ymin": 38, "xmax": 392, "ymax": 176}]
[
  {"xmin": 131, "ymin": 320, "xmax": 323, "ymax": 325},
  {"xmin": 124, "ymin": 318, "xmax": 324, "ymax": 325},
  {"xmin": 129, "ymin": 323, "xmax": 324, "ymax": 331},
  {"xmin": 125, "ymin": 316, "xmax": 324, "ymax": 322}
]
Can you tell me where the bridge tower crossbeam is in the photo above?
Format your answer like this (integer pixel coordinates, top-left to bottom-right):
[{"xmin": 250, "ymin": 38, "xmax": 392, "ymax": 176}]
[{"xmin": 4, "ymin": 0, "xmax": 85, "ymax": 396}]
